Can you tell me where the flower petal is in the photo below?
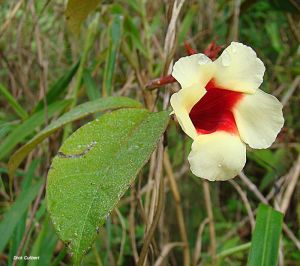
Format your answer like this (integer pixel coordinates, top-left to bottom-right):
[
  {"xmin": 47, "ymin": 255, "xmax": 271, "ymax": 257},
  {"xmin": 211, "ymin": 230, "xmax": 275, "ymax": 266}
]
[
  {"xmin": 233, "ymin": 89, "xmax": 284, "ymax": 149},
  {"xmin": 172, "ymin": 53, "xmax": 214, "ymax": 88},
  {"xmin": 188, "ymin": 132, "xmax": 246, "ymax": 181},
  {"xmin": 213, "ymin": 42, "xmax": 265, "ymax": 93},
  {"xmin": 170, "ymin": 84, "xmax": 206, "ymax": 139}
]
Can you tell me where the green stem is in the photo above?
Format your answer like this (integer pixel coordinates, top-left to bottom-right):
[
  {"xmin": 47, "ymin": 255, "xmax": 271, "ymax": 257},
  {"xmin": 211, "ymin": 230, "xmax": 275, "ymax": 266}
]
[{"xmin": 217, "ymin": 242, "xmax": 251, "ymax": 259}]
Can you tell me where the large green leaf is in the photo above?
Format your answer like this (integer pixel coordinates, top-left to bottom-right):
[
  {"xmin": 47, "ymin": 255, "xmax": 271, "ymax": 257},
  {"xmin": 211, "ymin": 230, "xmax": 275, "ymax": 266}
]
[
  {"xmin": 46, "ymin": 108, "xmax": 169, "ymax": 264},
  {"xmin": 0, "ymin": 100, "xmax": 71, "ymax": 160},
  {"xmin": 0, "ymin": 179, "xmax": 43, "ymax": 252},
  {"xmin": 248, "ymin": 204, "xmax": 283, "ymax": 266},
  {"xmin": 8, "ymin": 97, "xmax": 142, "ymax": 178}
]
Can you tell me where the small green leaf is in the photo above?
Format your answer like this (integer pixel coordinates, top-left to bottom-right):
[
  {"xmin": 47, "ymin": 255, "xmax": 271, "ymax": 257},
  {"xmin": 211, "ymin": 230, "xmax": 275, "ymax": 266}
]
[
  {"xmin": 83, "ymin": 68, "xmax": 100, "ymax": 100},
  {"xmin": 0, "ymin": 100, "xmax": 71, "ymax": 160},
  {"xmin": 248, "ymin": 204, "xmax": 283, "ymax": 266},
  {"xmin": 29, "ymin": 217, "xmax": 57, "ymax": 266},
  {"xmin": 0, "ymin": 83, "xmax": 28, "ymax": 120},
  {"xmin": 65, "ymin": 0, "xmax": 101, "ymax": 34},
  {"xmin": 46, "ymin": 108, "xmax": 169, "ymax": 264},
  {"xmin": 0, "ymin": 179, "xmax": 43, "ymax": 253},
  {"xmin": 34, "ymin": 61, "xmax": 80, "ymax": 112},
  {"xmin": 178, "ymin": 5, "xmax": 197, "ymax": 44},
  {"xmin": 8, "ymin": 97, "xmax": 142, "ymax": 178},
  {"xmin": 103, "ymin": 14, "xmax": 123, "ymax": 96}
]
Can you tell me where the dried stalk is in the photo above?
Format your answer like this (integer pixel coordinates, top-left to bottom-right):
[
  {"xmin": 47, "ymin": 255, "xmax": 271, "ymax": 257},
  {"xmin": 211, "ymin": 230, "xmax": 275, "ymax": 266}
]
[
  {"xmin": 280, "ymin": 154, "xmax": 300, "ymax": 214},
  {"xmin": 229, "ymin": 180, "xmax": 255, "ymax": 230},
  {"xmin": 202, "ymin": 180, "xmax": 217, "ymax": 264},
  {"xmin": 153, "ymin": 242, "xmax": 185, "ymax": 266},
  {"xmin": 164, "ymin": 151, "xmax": 190, "ymax": 266},
  {"xmin": 193, "ymin": 217, "xmax": 209, "ymax": 266},
  {"xmin": 137, "ymin": 141, "xmax": 165, "ymax": 266},
  {"xmin": 239, "ymin": 172, "xmax": 300, "ymax": 250}
]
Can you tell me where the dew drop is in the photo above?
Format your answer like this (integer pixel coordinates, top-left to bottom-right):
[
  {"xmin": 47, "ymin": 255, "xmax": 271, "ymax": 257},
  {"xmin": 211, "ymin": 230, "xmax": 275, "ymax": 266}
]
[
  {"xmin": 218, "ymin": 164, "xmax": 222, "ymax": 168},
  {"xmin": 198, "ymin": 54, "xmax": 210, "ymax": 65},
  {"xmin": 231, "ymin": 43, "xmax": 238, "ymax": 53},
  {"xmin": 221, "ymin": 51, "xmax": 231, "ymax": 67}
]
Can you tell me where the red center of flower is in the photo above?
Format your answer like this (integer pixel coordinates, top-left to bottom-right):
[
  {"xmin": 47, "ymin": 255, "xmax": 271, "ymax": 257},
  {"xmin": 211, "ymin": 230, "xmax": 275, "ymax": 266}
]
[{"xmin": 189, "ymin": 79, "xmax": 243, "ymax": 135}]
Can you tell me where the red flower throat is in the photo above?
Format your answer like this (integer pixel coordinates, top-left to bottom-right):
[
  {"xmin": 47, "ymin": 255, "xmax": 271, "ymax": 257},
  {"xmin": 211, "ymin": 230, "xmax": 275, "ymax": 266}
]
[{"xmin": 189, "ymin": 79, "xmax": 244, "ymax": 135}]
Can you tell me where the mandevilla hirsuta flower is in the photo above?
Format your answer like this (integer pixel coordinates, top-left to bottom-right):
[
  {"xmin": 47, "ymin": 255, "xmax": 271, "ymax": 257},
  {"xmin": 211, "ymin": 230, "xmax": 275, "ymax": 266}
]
[{"xmin": 170, "ymin": 42, "xmax": 284, "ymax": 181}]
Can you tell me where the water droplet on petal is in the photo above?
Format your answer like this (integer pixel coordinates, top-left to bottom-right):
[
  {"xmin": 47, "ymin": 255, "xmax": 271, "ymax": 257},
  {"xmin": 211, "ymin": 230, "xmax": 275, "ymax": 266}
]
[
  {"xmin": 198, "ymin": 54, "xmax": 210, "ymax": 65},
  {"xmin": 231, "ymin": 43, "xmax": 238, "ymax": 53},
  {"xmin": 221, "ymin": 51, "xmax": 231, "ymax": 67},
  {"xmin": 218, "ymin": 164, "xmax": 222, "ymax": 168}
]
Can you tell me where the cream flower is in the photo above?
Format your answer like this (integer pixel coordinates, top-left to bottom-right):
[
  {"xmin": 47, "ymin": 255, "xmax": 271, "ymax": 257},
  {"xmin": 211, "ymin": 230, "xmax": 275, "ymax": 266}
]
[{"xmin": 170, "ymin": 42, "xmax": 284, "ymax": 181}]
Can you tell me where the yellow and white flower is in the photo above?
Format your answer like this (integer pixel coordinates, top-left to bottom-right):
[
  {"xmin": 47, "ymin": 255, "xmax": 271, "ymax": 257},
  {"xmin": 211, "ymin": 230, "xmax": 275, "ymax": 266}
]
[{"xmin": 170, "ymin": 42, "xmax": 284, "ymax": 181}]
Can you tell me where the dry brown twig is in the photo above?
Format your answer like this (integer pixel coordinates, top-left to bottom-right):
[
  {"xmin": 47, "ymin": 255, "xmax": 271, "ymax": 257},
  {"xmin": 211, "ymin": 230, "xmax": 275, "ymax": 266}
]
[
  {"xmin": 230, "ymin": 0, "xmax": 241, "ymax": 41},
  {"xmin": 137, "ymin": 1, "xmax": 187, "ymax": 265},
  {"xmin": 0, "ymin": 0, "xmax": 25, "ymax": 38},
  {"xmin": 129, "ymin": 187, "xmax": 139, "ymax": 263},
  {"xmin": 153, "ymin": 242, "xmax": 185, "ymax": 266},
  {"xmin": 281, "ymin": 75, "xmax": 300, "ymax": 107},
  {"xmin": 229, "ymin": 179, "xmax": 255, "ymax": 230},
  {"xmin": 239, "ymin": 171, "xmax": 300, "ymax": 250},
  {"xmin": 137, "ymin": 140, "xmax": 165, "ymax": 266},
  {"xmin": 193, "ymin": 217, "xmax": 209, "ymax": 266},
  {"xmin": 280, "ymin": 154, "xmax": 300, "ymax": 214},
  {"xmin": 164, "ymin": 150, "xmax": 190, "ymax": 266},
  {"xmin": 202, "ymin": 180, "xmax": 217, "ymax": 265}
]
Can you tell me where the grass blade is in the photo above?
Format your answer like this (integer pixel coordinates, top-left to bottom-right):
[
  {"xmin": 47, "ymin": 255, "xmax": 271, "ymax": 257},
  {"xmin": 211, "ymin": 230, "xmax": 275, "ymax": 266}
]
[
  {"xmin": 0, "ymin": 179, "xmax": 43, "ymax": 252},
  {"xmin": 83, "ymin": 68, "xmax": 100, "ymax": 100},
  {"xmin": 247, "ymin": 204, "xmax": 283, "ymax": 266},
  {"xmin": 34, "ymin": 61, "xmax": 80, "ymax": 112},
  {"xmin": 0, "ymin": 84, "xmax": 28, "ymax": 120},
  {"xmin": 102, "ymin": 14, "xmax": 123, "ymax": 96},
  {"xmin": 0, "ymin": 100, "xmax": 71, "ymax": 160}
]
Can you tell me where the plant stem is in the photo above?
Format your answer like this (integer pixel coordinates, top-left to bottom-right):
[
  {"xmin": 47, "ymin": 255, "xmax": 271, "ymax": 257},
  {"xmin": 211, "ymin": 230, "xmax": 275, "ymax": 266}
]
[
  {"xmin": 164, "ymin": 151, "xmax": 190, "ymax": 266},
  {"xmin": 216, "ymin": 242, "xmax": 251, "ymax": 259},
  {"xmin": 202, "ymin": 180, "xmax": 217, "ymax": 264}
]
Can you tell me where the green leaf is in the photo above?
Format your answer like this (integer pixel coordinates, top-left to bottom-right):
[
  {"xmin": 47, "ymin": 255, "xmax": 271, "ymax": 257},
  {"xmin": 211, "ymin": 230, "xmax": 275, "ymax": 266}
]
[
  {"xmin": 28, "ymin": 217, "xmax": 57, "ymax": 266},
  {"xmin": 46, "ymin": 108, "xmax": 169, "ymax": 264},
  {"xmin": 65, "ymin": 0, "xmax": 101, "ymax": 34},
  {"xmin": 178, "ymin": 5, "xmax": 197, "ymax": 44},
  {"xmin": 0, "ymin": 179, "xmax": 43, "ymax": 253},
  {"xmin": 124, "ymin": 17, "xmax": 148, "ymax": 57},
  {"xmin": 266, "ymin": 23, "xmax": 284, "ymax": 54},
  {"xmin": 8, "ymin": 97, "xmax": 142, "ymax": 178},
  {"xmin": 8, "ymin": 160, "xmax": 40, "ymax": 264},
  {"xmin": 248, "ymin": 204, "xmax": 283, "ymax": 266},
  {"xmin": 83, "ymin": 68, "xmax": 100, "ymax": 100},
  {"xmin": 34, "ymin": 61, "xmax": 80, "ymax": 112},
  {"xmin": 0, "ymin": 83, "xmax": 28, "ymax": 120},
  {"xmin": 0, "ymin": 100, "xmax": 71, "ymax": 161},
  {"xmin": 103, "ymin": 14, "xmax": 123, "ymax": 96}
]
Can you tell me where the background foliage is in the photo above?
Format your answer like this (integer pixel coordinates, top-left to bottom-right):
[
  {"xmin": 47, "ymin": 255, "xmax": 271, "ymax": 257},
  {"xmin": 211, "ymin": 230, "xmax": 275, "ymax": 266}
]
[{"xmin": 0, "ymin": 0, "xmax": 300, "ymax": 265}]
